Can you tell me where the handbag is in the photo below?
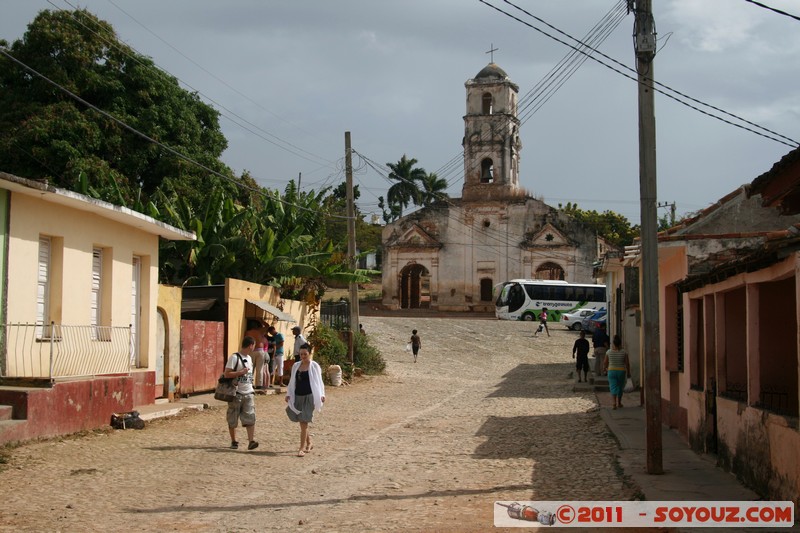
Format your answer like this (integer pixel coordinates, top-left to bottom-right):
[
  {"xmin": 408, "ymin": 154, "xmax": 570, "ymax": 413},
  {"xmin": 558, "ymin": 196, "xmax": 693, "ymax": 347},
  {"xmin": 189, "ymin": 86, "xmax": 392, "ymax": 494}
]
[
  {"xmin": 214, "ymin": 353, "xmax": 243, "ymax": 402},
  {"xmin": 623, "ymin": 376, "xmax": 635, "ymax": 393}
]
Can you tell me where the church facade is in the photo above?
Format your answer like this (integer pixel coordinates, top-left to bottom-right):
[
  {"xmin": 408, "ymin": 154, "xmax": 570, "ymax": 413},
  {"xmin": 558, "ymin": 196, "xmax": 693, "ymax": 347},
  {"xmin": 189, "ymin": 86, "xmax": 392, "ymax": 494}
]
[{"xmin": 381, "ymin": 62, "xmax": 605, "ymax": 312}]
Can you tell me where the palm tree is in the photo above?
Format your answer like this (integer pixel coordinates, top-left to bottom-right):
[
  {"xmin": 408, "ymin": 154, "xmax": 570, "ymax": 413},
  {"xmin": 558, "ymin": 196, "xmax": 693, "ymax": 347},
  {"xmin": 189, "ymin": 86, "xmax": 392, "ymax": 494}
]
[
  {"xmin": 386, "ymin": 155, "xmax": 425, "ymax": 219},
  {"xmin": 419, "ymin": 172, "xmax": 449, "ymax": 207}
]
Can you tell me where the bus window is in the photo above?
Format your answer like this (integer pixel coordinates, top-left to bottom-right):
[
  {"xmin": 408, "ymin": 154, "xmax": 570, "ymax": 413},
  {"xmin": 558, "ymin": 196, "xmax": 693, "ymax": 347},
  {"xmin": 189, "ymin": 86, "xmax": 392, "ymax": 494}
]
[
  {"xmin": 508, "ymin": 284, "xmax": 526, "ymax": 312},
  {"xmin": 591, "ymin": 287, "xmax": 606, "ymax": 302},
  {"xmin": 551, "ymin": 286, "xmax": 567, "ymax": 301},
  {"xmin": 563, "ymin": 286, "xmax": 576, "ymax": 301}
]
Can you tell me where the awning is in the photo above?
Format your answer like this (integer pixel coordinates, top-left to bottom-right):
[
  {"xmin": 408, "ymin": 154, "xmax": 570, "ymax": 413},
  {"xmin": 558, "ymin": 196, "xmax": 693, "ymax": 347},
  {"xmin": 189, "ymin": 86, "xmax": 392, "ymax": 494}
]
[
  {"xmin": 181, "ymin": 298, "xmax": 219, "ymax": 313},
  {"xmin": 247, "ymin": 300, "xmax": 297, "ymax": 323}
]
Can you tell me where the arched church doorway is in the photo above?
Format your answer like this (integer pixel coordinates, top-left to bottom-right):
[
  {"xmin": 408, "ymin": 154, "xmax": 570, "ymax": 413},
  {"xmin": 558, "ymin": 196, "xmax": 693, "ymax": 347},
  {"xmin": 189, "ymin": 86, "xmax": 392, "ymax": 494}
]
[
  {"xmin": 536, "ymin": 262, "xmax": 565, "ymax": 280},
  {"xmin": 399, "ymin": 263, "xmax": 430, "ymax": 309}
]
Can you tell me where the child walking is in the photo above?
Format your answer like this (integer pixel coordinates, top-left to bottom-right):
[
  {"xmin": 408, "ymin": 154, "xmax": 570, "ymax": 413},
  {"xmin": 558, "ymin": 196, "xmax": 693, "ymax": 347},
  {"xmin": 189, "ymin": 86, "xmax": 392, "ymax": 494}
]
[{"xmin": 410, "ymin": 329, "xmax": 422, "ymax": 363}]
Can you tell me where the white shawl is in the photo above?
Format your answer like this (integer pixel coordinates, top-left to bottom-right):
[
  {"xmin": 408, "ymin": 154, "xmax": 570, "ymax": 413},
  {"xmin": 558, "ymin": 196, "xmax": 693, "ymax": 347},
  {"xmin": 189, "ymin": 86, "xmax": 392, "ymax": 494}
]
[{"xmin": 286, "ymin": 360, "xmax": 325, "ymax": 415}]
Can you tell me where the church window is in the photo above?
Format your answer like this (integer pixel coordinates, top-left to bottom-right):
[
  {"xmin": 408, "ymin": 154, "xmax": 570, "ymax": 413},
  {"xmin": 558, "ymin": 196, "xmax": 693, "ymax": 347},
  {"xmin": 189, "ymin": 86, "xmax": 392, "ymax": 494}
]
[
  {"xmin": 482, "ymin": 93, "xmax": 493, "ymax": 114},
  {"xmin": 483, "ymin": 219, "xmax": 491, "ymax": 228},
  {"xmin": 480, "ymin": 159, "xmax": 494, "ymax": 183},
  {"xmin": 545, "ymin": 233, "xmax": 554, "ymax": 241},
  {"xmin": 480, "ymin": 278, "xmax": 494, "ymax": 302}
]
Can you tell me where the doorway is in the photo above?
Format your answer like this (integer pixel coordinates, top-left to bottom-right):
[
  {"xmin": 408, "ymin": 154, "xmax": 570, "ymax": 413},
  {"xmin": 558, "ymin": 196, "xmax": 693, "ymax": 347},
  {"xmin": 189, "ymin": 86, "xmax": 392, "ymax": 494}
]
[{"xmin": 399, "ymin": 263, "xmax": 430, "ymax": 309}]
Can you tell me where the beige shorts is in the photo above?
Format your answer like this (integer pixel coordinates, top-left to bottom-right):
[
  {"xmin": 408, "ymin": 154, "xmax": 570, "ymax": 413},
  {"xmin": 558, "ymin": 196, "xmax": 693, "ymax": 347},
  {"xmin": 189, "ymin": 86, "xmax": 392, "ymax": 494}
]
[
  {"xmin": 226, "ymin": 393, "xmax": 256, "ymax": 427},
  {"xmin": 272, "ymin": 355, "xmax": 284, "ymax": 376}
]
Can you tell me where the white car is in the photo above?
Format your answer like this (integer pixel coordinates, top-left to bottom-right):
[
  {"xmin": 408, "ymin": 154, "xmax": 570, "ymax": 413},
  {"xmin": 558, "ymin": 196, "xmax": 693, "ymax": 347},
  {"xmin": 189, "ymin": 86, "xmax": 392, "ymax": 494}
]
[{"xmin": 561, "ymin": 308, "xmax": 598, "ymax": 331}]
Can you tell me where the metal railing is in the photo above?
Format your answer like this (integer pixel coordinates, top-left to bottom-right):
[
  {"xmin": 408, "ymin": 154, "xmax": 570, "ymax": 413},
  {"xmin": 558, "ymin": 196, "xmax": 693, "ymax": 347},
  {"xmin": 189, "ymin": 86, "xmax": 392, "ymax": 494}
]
[
  {"xmin": 1, "ymin": 323, "xmax": 132, "ymax": 379},
  {"xmin": 320, "ymin": 301, "xmax": 351, "ymax": 330}
]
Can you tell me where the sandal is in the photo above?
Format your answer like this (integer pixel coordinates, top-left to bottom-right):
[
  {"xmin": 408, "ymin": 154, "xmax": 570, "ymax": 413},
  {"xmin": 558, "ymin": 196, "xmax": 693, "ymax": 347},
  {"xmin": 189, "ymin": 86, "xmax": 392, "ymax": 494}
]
[
  {"xmin": 297, "ymin": 450, "xmax": 305, "ymax": 457},
  {"xmin": 304, "ymin": 443, "xmax": 314, "ymax": 453}
]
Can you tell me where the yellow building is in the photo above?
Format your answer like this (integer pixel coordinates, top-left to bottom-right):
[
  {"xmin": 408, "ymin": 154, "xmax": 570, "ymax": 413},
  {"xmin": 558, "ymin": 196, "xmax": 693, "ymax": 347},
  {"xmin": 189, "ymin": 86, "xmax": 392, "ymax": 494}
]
[{"xmin": 0, "ymin": 171, "xmax": 194, "ymax": 443}]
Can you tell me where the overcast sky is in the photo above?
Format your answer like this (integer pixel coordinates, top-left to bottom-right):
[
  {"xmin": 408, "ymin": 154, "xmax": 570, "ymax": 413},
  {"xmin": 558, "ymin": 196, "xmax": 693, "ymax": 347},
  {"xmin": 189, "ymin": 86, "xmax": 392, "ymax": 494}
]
[{"xmin": 2, "ymin": 0, "xmax": 799, "ymax": 225}]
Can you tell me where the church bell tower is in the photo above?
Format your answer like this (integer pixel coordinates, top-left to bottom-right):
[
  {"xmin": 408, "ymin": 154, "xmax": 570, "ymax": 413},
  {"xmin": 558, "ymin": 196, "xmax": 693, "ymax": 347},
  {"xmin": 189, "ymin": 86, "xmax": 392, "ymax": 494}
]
[{"xmin": 461, "ymin": 62, "xmax": 522, "ymax": 202}]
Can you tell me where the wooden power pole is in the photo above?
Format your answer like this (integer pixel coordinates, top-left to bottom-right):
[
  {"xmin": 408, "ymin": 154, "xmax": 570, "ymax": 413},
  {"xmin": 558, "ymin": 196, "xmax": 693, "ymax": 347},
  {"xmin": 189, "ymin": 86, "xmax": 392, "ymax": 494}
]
[
  {"xmin": 634, "ymin": 0, "xmax": 663, "ymax": 474},
  {"xmin": 345, "ymin": 132, "xmax": 359, "ymax": 367}
]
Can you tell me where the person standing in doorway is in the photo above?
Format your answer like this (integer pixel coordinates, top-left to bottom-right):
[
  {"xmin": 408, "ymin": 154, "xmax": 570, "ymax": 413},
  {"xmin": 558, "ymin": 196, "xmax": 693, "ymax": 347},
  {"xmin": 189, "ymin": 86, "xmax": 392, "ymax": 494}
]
[
  {"xmin": 224, "ymin": 336, "xmax": 258, "ymax": 451},
  {"xmin": 410, "ymin": 329, "xmax": 422, "ymax": 363},
  {"xmin": 603, "ymin": 335, "xmax": 631, "ymax": 410},
  {"xmin": 291, "ymin": 325, "xmax": 308, "ymax": 363},
  {"xmin": 268, "ymin": 325, "xmax": 285, "ymax": 388},
  {"xmin": 534, "ymin": 307, "xmax": 550, "ymax": 337},
  {"xmin": 285, "ymin": 343, "xmax": 325, "ymax": 457},
  {"xmin": 244, "ymin": 320, "xmax": 268, "ymax": 390},
  {"xmin": 572, "ymin": 329, "xmax": 591, "ymax": 383}
]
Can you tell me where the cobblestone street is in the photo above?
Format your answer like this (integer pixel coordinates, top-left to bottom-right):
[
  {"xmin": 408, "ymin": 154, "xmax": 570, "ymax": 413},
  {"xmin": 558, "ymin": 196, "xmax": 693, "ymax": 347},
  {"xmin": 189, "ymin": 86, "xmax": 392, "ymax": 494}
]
[{"xmin": 0, "ymin": 316, "xmax": 638, "ymax": 532}]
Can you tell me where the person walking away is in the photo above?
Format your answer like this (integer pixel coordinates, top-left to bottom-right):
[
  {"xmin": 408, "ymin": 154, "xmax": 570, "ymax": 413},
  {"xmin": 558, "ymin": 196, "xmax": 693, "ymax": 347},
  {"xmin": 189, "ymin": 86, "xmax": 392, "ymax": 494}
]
[
  {"xmin": 592, "ymin": 322, "xmax": 610, "ymax": 377},
  {"xmin": 572, "ymin": 330, "xmax": 591, "ymax": 383},
  {"xmin": 285, "ymin": 343, "xmax": 325, "ymax": 457},
  {"xmin": 291, "ymin": 325, "xmax": 308, "ymax": 363},
  {"xmin": 410, "ymin": 329, "xmax": 422, "ymax": 363},
  {"xmin": 268, "ymin": 325, "xmax": 285, "ymax": 388},
  {"xmin": 603, "ymin": 335, "xmax": 631, "ymax": 410},
  {"xmin": 224, "ymin": 336, "xmax": 258, "ymax": 450},
  {"xmin": 244, "ymin": 320, "xmax": 268, "ymax": 390}
]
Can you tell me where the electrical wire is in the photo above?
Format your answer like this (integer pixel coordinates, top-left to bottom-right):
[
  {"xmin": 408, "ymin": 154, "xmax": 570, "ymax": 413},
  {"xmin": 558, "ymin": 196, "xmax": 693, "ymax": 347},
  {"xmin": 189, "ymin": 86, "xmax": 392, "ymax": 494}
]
[
  {"xmin": 744, "ymin": 0, "xmax": 800, "ymax": 22},
  {"xmin": 481, "ymin": 0, "xmax": 799, "ymax": 148},
  {"xmin": 48, "ymin": 0, "xmax": 336, "ymax": 174},
  {"xmin": 0, "ymin": 46, "xmax": 352, "ymax": 221}
]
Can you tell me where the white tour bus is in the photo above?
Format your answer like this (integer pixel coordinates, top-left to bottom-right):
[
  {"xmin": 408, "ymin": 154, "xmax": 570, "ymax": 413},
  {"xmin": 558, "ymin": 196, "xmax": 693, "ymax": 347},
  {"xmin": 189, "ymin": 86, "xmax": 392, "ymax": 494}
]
[{"xmin": 495, "ymin": 279, "xmax": 606, "ymax": 322}]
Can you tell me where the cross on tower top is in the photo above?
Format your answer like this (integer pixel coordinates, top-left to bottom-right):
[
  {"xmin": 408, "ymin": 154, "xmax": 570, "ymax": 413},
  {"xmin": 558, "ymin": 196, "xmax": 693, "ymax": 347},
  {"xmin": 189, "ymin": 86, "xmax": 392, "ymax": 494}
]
[{"xmin": 485, "ymin": 43, "xmax": 499, "ymax": 63}]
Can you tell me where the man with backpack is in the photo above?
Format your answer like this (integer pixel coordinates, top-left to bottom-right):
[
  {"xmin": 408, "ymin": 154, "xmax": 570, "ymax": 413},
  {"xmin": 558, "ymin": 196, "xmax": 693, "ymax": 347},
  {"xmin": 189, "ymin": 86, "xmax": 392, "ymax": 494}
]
[{"xmin": 223, "ymin": 336, "xmax": 259, "ymax": 451}]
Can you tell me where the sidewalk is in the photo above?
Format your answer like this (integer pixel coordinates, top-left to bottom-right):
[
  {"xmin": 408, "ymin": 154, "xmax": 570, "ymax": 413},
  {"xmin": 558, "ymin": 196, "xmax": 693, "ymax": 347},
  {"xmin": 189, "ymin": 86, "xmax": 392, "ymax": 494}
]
[
  {"xmin": 133, "ymin": 387, "xmax": 281, "ymax": 421},
  {"xmin": 596, "ymin": 390, "xmax": 760, "ymax": 502}
]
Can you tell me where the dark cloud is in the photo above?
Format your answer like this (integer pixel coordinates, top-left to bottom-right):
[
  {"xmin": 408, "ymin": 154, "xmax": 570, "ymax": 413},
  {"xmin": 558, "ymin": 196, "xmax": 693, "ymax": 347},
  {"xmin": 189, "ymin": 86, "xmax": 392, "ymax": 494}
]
[{"xmin": 1, "ymin": 0, "xmax": 798, "ymax": 222}]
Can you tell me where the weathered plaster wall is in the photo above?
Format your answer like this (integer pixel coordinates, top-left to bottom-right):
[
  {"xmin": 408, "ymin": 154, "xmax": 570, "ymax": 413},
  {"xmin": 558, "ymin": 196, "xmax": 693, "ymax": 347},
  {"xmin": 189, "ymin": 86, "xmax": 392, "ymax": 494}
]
[
  {"xmin": 716, "ymin": 398, "xmax": 800, "ymax": 505},
  {"xmin": 382, "ymin": 198, "xmax": 599, "ymax": 312},
  {"xmin": 0, "ymin": 373, "xmax": 152, "ymax": 445},
  {"xmin": 157, "ymin": 284, "xmax": 182, "ymax": 399}
]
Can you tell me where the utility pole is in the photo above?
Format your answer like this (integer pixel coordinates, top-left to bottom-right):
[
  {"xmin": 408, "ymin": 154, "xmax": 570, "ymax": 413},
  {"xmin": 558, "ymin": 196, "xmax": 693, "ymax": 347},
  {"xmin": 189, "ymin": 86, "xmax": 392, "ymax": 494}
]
[
  {"xmin": 657, "ymin": 201, "xmax": 676, "ymax": 226},
  {"xmin": 633, "ymin": 0, "xmax": 663, "ymax": 474},
  {"xmin": 345, "ymin": 132, "xmax": 359, "ymax": 368},
  {"xmin": 298, "ymin": 172, "xmax": 302, "ymax": 190}
]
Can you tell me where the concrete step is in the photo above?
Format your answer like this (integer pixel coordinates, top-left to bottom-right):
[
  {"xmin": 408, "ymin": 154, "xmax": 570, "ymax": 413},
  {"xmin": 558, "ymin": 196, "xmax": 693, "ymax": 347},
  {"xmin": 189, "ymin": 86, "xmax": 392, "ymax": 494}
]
[
  {"xmin": 591, "ymin": 374, "xmax": 610, "ymax": 392},
  {"xmin": 0, "ymin": 405, "xmax": 13, "ymax": 421}
]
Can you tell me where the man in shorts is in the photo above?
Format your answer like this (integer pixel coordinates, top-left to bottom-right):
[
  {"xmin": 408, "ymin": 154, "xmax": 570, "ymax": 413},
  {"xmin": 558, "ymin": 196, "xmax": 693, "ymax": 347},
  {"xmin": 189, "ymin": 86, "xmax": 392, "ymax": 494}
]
[
  {"xmin": 224, "ymin": 336, "xmax": 258, "ymax": 451},
  {"xmin": 572, "ymin": 330, "xmax": 591, "ymax": 382},
  {"xmin": 268, "ymin": 325, "xmax": 285, "ymax": 387}
]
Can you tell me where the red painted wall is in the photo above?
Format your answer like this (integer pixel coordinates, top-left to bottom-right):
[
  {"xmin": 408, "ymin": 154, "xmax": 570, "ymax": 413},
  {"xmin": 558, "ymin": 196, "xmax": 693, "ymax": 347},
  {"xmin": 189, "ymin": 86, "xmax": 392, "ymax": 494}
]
[
  {"xmin": 179, "ymin": 320, "xmax": 225, "ymax": 395},
  {"xmin": 0, "ymin": 372, "xmax": 154, "ymax": 445}
]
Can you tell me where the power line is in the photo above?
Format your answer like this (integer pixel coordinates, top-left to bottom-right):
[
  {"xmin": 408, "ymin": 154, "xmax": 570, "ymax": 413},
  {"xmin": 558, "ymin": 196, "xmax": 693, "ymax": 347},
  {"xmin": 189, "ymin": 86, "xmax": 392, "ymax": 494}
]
[
  {"xmin": 744, "ymin": 0, "xmax": 800, "ymax": 22},
  {"xmin": 0, "ymin": 46, "xmax": 352, "ymax": 221},
  {"xmin": 480, "ymin": 0, "xmax": 799, "ymax": 148},
  {"xmin": 48, "ymin": 0, "xmax": 336, "ymax": 173}
]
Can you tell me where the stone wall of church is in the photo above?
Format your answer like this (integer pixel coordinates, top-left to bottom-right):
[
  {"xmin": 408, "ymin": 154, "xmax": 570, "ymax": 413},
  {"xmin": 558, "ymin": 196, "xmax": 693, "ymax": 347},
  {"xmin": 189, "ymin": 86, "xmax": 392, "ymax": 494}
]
[{"xmin": 381, "ymin": 199, "xmax": 599, "ymax": 312}]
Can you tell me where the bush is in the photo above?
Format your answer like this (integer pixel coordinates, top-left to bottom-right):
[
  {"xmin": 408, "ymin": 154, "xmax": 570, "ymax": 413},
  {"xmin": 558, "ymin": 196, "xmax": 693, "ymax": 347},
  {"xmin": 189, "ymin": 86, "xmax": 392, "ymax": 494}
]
[
  {"xmin": 306, "ymin": 324, "xmax": 386, "ymax": 380},
  {"xmin": 306, "ymin": 324, "xmax": 347, "ymax": 375},
  {"xmin": 353, "ymin": 330, "xmax": 385, "ymax": 374}
]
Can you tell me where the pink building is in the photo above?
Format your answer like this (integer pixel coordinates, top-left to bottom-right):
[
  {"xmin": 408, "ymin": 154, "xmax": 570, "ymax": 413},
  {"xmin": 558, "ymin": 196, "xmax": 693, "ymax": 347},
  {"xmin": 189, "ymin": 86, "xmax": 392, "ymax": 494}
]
[{"xmin": 660, "ymin": 147, "xmax": 800, "ymax": 504}]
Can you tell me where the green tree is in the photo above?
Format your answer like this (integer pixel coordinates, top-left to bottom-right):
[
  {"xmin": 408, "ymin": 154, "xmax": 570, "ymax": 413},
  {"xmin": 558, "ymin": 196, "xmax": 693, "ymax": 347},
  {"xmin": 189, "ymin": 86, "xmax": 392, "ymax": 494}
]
[
  {"xmin": 385, "ymin": 154, "xmax": 425, "ymax": 220},
  {"xmin": 419, "ymin": 171, "xmax": 449, "ymax": 206},
  {"xmin": 0, "ymin": 8, "xmax": 239, "ymax": 208},
  {"xmin": 558, "ymin": 202, "xmax": 639, "ymax": 248}
]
